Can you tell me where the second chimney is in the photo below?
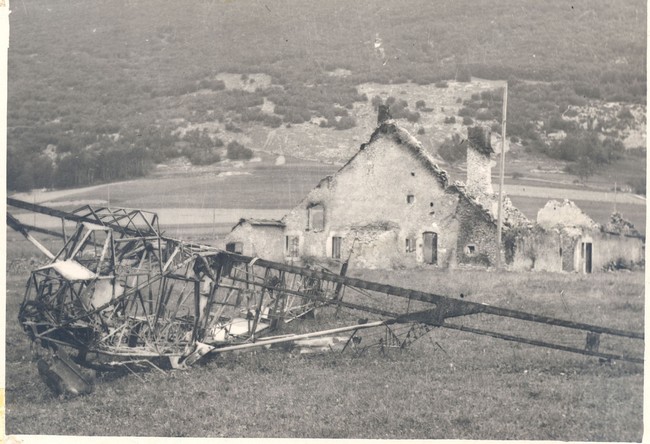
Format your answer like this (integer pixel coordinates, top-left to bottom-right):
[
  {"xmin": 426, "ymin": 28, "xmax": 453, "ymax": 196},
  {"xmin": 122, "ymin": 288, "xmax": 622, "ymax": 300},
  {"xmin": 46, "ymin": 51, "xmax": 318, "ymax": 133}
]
[
  {"xmin": 466, "ymin": 126, "xmax": 494, "ymax": 196},
  {"xmin": 377, "ymin": 104, "xmax": 392, "ymax": 124}
]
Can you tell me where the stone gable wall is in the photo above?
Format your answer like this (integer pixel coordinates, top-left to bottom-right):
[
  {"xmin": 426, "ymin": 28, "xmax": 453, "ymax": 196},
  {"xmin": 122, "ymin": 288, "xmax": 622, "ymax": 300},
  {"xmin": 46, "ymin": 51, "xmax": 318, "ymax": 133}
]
[{"xmin": 282, "ymin": 134, "xmax": 459, "ymax": 268}]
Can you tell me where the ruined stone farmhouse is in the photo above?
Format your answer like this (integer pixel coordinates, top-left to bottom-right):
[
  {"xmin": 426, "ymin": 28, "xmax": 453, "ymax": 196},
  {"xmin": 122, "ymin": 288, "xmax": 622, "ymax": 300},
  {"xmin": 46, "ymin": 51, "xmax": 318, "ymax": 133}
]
[
  {"xmin": 226, "ymin": 114, "xmax": 643, "ymax": 272},
  {"xmin": 227, "ymin": 115, "xmax": 528, "ymax": 269}
]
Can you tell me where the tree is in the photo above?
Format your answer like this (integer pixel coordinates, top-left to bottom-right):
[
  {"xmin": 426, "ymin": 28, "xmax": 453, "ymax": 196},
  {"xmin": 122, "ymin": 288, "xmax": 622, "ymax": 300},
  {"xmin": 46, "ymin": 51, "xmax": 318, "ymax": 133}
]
[
  {"xmin": 566, "ymin": 155, "xmax": 596, "ymax": 183},
  {"xmin": 438, "ymin": 134, "xmax": 467, "ymax": 164},
  {"xmin": 227, "ymin": 141, "xmax": 253, "ymax": 160}
]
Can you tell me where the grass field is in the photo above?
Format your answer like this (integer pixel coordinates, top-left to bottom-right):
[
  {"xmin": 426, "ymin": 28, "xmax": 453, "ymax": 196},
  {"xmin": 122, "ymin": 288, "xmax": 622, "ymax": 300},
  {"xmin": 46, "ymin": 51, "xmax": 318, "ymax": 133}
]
[{"xmin": 4, "ymin": 228, "xmax": 644, "ymax": 440}]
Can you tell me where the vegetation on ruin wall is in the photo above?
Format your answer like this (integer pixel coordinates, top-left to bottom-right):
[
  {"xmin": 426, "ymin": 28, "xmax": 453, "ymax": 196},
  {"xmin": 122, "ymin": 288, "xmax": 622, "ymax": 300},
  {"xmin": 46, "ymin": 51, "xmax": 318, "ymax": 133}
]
[{"xmin": 7, "ymin": 0, "xmax": 646, "ymax": 190}]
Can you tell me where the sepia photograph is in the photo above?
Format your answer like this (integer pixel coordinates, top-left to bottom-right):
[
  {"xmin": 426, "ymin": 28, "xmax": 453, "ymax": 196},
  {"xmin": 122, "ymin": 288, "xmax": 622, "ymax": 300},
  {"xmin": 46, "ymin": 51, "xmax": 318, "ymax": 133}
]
[{"xmin": 3, "ymin": 0, "xmax": 646, "ymax": 440}]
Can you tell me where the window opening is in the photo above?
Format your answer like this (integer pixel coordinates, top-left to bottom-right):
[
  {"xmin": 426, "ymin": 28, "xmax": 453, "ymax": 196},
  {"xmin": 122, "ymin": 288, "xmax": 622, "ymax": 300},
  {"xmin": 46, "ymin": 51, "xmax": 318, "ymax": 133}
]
[
  {"xmin": 405, "ymin": 238, "xmax": 416, "ymax": 253},
  {"xmin": 285, "ymin": 236, "xmax": 300, "ymax": 257},
  {"xmin": 307, "ymin": 204, "xmax": 324, "ymax": 231},
  {"xmin": 331, "ymin": 236, "xmax": 342, "ymax": 259},
  {"xmin": 226, "ymin": 242, "xmax": 243, "ymax": 254}
]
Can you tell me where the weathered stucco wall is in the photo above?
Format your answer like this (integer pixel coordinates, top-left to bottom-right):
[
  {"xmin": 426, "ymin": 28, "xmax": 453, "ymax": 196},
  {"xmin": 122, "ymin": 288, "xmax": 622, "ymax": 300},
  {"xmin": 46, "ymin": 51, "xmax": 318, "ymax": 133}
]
[
  {"xmin": 510, "ymin": 226, "xmax": 644, "ymax": 273},
  {"xmin": 509, "ymin": 229, "xmax": 563, "ymax": 272},
  {"xmin": 576, "ymin": 232, "xmax": 644, "ymax": 272},
  {"xmin": 282, "ymin": 129, "xmax": 459, "ymax": 269},
  {"xmin": 225, "ymin": 223, "xmax": 285, "ymax": 261}
]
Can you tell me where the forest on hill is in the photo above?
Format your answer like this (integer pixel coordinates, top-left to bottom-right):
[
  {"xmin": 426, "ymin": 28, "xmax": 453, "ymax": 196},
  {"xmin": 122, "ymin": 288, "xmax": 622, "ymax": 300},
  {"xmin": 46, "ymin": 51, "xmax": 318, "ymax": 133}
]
[{"xmin": 7, "ymin": 0, "xmax": 647, "ymax": 191}]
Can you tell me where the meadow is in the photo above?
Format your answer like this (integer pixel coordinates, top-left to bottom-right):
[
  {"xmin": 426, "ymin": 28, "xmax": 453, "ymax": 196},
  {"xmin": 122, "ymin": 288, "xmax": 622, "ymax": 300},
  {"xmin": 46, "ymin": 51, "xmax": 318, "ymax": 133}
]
[
  {"xmin": 4, "ymin": 270, "xmax": 644, "ymax": 440},
  {"xmin": 4, "ymin": 228, "xmax": 645, "ymax": 440}
]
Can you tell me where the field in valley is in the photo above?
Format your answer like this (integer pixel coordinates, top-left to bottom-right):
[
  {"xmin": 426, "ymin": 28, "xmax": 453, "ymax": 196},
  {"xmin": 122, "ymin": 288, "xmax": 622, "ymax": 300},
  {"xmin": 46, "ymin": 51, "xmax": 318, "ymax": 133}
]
[{"xmin": 10, "ymin": 150, "xmax": 646, "ymax": 237}]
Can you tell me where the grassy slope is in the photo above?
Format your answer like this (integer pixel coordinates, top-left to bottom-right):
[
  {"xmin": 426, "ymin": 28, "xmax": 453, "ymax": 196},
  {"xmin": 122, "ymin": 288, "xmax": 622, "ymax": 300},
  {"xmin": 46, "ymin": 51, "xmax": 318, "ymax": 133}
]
[{"xmin": 5, "ymin": 265, "xmax": 643, "ymax": 440}]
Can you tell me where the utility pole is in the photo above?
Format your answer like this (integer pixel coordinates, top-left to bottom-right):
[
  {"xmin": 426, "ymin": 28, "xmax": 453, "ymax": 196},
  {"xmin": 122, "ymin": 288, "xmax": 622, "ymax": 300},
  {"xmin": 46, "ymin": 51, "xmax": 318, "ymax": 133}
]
[{"xmin": 496, "ymin": 82, "xmax": 508, "ymax": 269}]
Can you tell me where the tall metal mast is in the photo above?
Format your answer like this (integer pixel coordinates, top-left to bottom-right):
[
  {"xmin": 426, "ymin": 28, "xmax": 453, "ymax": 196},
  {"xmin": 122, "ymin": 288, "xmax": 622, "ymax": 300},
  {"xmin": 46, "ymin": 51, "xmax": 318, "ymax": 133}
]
[{"xmin": 496, "ymin": 82, "xmax": 508, "ymax": 269}]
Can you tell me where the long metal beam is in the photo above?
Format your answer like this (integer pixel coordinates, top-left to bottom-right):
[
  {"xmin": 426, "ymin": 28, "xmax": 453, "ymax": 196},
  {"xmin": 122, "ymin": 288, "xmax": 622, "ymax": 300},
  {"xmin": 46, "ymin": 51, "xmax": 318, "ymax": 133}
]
[
  {"xmin": 223, "ymin": 253, "xmax": 644, "ymax": 340},
  {"xmin": 442, "ymin": 322, "xmax": 643, "ymax": 364}
]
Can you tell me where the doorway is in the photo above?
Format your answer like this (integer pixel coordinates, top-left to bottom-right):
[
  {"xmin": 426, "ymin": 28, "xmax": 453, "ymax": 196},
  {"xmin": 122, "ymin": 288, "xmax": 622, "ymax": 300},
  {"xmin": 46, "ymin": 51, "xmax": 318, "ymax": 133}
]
[
  {"xmin": 422, "ymin": 232, "xmax": 438, "ymax": 265},
  {"xmin": 582, "ymin": 242, "xmax": 593, "ymax": 273}
]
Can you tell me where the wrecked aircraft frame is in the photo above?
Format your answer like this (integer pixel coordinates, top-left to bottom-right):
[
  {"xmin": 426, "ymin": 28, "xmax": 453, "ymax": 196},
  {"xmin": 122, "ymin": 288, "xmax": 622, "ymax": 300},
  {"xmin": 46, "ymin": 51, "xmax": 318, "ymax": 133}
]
[{"xmin": 7, "ymin": 197, "xmax": 644, "ymax": 394}]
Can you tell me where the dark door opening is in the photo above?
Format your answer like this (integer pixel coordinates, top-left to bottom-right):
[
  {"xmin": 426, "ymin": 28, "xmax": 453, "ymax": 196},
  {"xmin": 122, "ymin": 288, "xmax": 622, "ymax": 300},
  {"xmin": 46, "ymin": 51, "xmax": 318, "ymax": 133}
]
[
  {"xmin": 423, "ymin": 232, "xmax": 438, "ymax": 265},
  {"xmin": 584, "ymin": 242, "xmax": 592, "ymax": 273}
]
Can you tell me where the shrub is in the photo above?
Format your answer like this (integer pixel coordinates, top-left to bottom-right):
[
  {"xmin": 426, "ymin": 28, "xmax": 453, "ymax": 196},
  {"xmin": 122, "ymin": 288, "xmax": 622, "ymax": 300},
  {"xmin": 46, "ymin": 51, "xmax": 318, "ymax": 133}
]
[
  {"xmin": 184, "ymin": 148, "xmax": 221, "ymax": 165},
  {"xmin": 438, "ymin": 133, "xmax": 466, "ymax": 164},
  {"xmin": 444, "ymin": 116, "xmax": 456, "ymax": 124},
  {"xmin": 627, "ymin": 176, "xmax": 646, "ymax": 195},
  {"xmin": 476, "ymin": 109, "xmax": 493, "ymax": 121},
  {"xmin": 462, "ymin": 116, "xmax": 473, "ymax": 125},
  {"xmin": 405, "ymin": 111, "xmax": 421, "ymax": 123},
  {"xmin": 458, "ymin": 107, "xmax": 475, "ymax": 117},
  {"xmin": 198, "ymin": 79, "xmax": 226, "ymax": 91},
  {"xmin": 573, "ymin": 82, "xmax": 601, "ymax": 99},
  {"xmin": 225, "ymin": 122, "xmax": 243, "ymax": 133},
  {"xmin": 456, "ymin": 65, "xmax": 472, "ymax": 82},
  {"xmin": 617, "ymin": 107, "xmax": 634, "ymax": 120},
  {"xmin": 226, "ymin": 141, "xmax": 253, "ymax": 160},
  {"xmin": 263, "ymin": 114, "xmax": 282, "ymax": 128},
  {"xmin": 371, "ymin": 95, "xmax": 383, "ymax": 109},
  {"xmin": 333, "ymin": 107, "xmax": 349, "ymax": 117},
  {"xmin": 334, "ymin": 115, "xmax": 356, "ymax": 130},
  {"xmin": 417, "ymin": 127, "xmax": 425, "ymax": 135}
]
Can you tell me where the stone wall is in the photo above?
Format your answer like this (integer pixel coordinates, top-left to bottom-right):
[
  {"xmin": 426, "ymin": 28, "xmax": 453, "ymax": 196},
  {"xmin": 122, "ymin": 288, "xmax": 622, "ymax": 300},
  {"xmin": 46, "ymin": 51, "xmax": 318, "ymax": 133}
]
[
  {"xmin": 466, "ymin": 126, "xmax": 494, "ymax": 197},
  {"xmin": 508, "ymin": 227, "xmax": 562, "ymax": 272},
  {"xmin": 537, "ymin": 199, "xmax": 599, "ymax": 230},
  {"xmin": 509, "ymin": 226, "xmax": 644, "ymax": 273},
  {"xmin": 455, "ymin": 195, "xmax": 499, "ymax": 266}
]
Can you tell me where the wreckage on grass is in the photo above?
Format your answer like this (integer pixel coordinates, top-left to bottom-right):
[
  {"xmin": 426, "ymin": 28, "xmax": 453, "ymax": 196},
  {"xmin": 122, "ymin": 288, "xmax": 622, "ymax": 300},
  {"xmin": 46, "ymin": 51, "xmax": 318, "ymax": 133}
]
[{"xmin": 7, "ymin": 197, "xmax": 644, "ymax": 396}]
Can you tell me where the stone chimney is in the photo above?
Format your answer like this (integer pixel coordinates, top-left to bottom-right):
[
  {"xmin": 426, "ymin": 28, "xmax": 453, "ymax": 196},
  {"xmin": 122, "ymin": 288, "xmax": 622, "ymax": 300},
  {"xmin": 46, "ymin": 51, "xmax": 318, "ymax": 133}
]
[
  {"xmin": 466, "ymin": 126, "xmax": 494, "ymax": 196},
  {"xmin": 377, "ymin": 104, "xmax": 391, "ymax": 124}
]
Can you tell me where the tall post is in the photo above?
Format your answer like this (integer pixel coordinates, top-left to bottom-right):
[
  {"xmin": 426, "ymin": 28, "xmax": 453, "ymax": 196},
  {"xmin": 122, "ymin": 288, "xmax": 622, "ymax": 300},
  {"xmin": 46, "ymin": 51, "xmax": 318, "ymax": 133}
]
[{"xmin": 496, "ymin": 82, "xmax": 508, "ymax": 269}]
